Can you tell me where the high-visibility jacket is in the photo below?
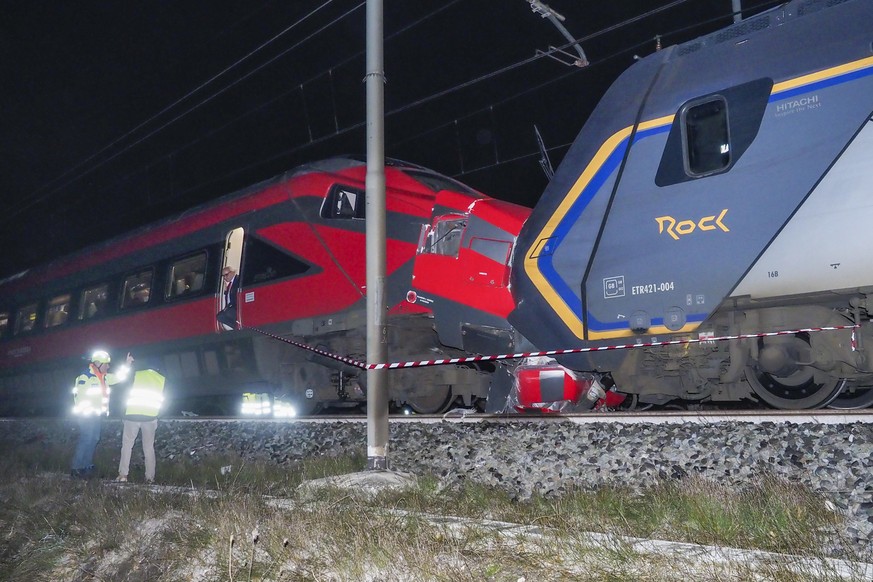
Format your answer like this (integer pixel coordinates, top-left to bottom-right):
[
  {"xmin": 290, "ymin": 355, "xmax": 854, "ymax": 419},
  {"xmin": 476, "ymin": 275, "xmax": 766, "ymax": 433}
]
[
  {"xmin": 71, "ymin": 363, "xmax": 130, "ymax": 416},
  {"xmin": 241, "ymin": 392, "xmax": 271, "ymax": 416},
  {"xmin": 125, "ymin": 369, "xmax": 166, "ymax": 418}
]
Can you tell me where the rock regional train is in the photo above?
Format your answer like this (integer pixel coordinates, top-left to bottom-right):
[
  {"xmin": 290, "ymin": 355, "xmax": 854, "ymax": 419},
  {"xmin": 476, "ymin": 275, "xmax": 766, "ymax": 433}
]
[
  {"xmin": 508, "ymin": 0, "xmax": 873, "ymax": 410},
  {"xmin": 2, "ymin": 0, "xmax": 872, "ymax": 416}
]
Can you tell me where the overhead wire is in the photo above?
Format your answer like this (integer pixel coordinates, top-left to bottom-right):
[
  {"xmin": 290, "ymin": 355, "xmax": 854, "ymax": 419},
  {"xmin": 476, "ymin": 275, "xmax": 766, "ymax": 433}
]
[
  {"xmin": 104, "ymin": 0, "xmax": 469, "ymax": 188},
  {"xmin": 16, "ymin": 0, "xmax": 695, "ymax": 219},
  {"xmin": 164, "ymin": 0, "xmax": 754, "ymax": 195},
  {"xmin": 110, "ymin": 0, "xmax": 758, "ymax": 216},
  {"xmin": 446, "ymin": 0, "xmax": 786, "ymax": 180},
  {"xmin": 23, "ymin": 0, "xmax": 470, "ymax": 222},
  {"xmin": 5, "ymin": 0, "xmax": 345, "ymax": 225},
  {"xmin": 14, "ymin": 0, "xmax": 780, "ymax": 231},
  {"xmin": 50, "ymin": 0, "xmax": 472, "ymax": 215}
]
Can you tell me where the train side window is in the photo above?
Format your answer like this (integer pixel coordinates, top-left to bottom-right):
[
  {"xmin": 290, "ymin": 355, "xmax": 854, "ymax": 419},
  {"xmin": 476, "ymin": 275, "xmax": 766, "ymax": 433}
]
[
  {"xmin": 242, "ymin": 236, "xmax": 310, "ymax": 285},
  {"xmin": 0, "ymin": 312, "xmax": 8, "ymax": 338},
  {"xmin": 682, "ymin": 96, "xmax": 731, "ymax": 176},
  {"xmin": 79, "ymin": 283, "xmax": 110, "ymax": 320},
  {"xmin": 121, "ymin": 270, "xmax": 154, "ymax": 309},
  {"xmin": 166, "ymin": 252, "xmax": 207, "ymax": 299},
  {"xmin": 321, "ymin": 185, "xmax": 365, "ymax": 219},
  {"xmin": 14, "ymin": 303, "xmax": 38, "ymax": 335},
  {"xmin": 44, "ymin": 294, "xmax": 71, "ymax": 328}
]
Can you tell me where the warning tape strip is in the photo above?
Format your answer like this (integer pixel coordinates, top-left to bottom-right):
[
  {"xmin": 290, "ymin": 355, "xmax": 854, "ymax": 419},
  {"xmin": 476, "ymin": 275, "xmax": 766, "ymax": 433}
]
[{"xmin": 245, "ymin": 323, "xmax": 859, "ymax": 370}]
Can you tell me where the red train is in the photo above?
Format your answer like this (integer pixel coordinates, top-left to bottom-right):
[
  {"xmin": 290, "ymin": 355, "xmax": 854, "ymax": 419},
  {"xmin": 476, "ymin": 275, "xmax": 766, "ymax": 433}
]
[{"xmin": 0, "ymin": 157, "xmax": 533, "ymax": 416}]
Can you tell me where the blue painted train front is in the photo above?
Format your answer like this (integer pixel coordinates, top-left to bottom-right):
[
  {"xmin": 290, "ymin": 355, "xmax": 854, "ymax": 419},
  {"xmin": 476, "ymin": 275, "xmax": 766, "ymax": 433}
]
[{"xmin": 508, "ymin": 0, "xmax": 873, "ymax": 409}]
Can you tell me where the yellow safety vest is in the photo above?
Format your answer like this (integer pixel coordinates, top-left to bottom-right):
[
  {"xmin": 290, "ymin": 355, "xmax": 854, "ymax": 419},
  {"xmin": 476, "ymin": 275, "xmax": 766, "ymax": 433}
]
[
  {"xmin": 125, "ymin": 369, "xmax": 166, "ymax": 417},
  {"xmin": 71, "ymin": 363, "xmax": 129, "ymax": 416}
]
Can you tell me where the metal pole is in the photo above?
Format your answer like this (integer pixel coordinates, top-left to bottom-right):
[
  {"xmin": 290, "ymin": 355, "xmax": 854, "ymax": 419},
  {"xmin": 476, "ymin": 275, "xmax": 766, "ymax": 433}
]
[
  {"xmin": 365, "ymin": 0, "xmax": 389, "ymax": 470},
  {"xmin": 732, "ymin": 0, "xmax": 743, "ymax": 23}
]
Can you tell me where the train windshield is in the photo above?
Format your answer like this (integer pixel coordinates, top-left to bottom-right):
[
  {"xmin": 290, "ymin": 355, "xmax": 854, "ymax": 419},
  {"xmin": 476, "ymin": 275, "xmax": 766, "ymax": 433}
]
[{"xmin": 419, "ymin": 214, "xmax": 467, "ymax": 258}]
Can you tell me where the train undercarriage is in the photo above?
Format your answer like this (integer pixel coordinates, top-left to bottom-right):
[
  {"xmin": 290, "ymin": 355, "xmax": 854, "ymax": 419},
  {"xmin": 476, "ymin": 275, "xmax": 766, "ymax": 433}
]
[
  {"xmin": 606, "ymin": 294, "xmax": 873, "ymax": 411},
  {"xmin": 252, "ymin": 312, "xmax": 492, "ymax": 416}
]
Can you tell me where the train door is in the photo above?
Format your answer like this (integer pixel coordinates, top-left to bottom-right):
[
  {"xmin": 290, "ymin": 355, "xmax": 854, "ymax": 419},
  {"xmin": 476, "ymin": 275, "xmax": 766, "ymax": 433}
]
[{"xmin": 217, "ymin": 227, "xmax": 244, "ymax": 331}]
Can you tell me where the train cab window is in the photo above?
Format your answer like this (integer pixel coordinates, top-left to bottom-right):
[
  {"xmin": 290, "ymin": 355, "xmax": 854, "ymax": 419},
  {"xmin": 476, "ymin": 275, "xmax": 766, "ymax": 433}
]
[
  {"xmin": 166, "ymin": 252, "xmax": 207, "ymax": 299},
  {"xmin": 656, "ymin": 78, "xmax": 771, "ymax": 187},
  {"xmin": 14, "ymin": 303, "xmax": 38, "ymax": 335},
  {"xmin": 419, "ymin": 214, "xmax": 467, "ymax": 258},
  {"xmin": 321, "ymin": 185, "xmax": 365, "ymax": 219},
  {"xmin": 121, "ymin": 270, "xmax": 154, "ymax": 309},
  {"xmin": 682, "ymin": 97, "xmax": 731, "ymax": 176},
  {"xmin": 44, "ymin": 294, "xmax": 71, "ymax": 328},
  {"xmin": 79, "ymin": 283, "xmax": 110, "ymax": 320},
  {"xmin": 0, "ymin": 312, "xmax": 8, "ymax": 338}
]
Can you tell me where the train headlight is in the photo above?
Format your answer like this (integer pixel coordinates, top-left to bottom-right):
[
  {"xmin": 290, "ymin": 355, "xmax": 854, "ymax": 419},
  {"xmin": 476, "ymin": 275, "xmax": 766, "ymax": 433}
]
[{"xmin": 273, "ymin": 401, "xmax": 297, "ymax": 418}]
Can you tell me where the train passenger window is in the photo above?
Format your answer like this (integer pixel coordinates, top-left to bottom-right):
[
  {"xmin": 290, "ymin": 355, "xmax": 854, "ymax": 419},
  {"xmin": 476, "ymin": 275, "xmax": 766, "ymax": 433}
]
[
  {"xmin": 121, "ymin": 270, "xmax": 154, "ymax": 309},
  {"xmin": 166, "ymin": 252, "xmax": 207, "ymax": 299},
  {"xmin": 14, "ymin": 303, "xmax": 38, "ymax": 335},
  {"xmin": 322, "ymin": 185, "xmax": 365, "ymax": 219},
  {"xmin": 682, "ymin": 96, "xmax": 731, "ymax": 176},
  {"xmin": 79, "ymin": 283, "xmax": 110, "ymax": 320},
  {"xmin": 44, "ymin": 294, "xmax": 71, "ymax": 328},
  {"xmin": 0, "ymin": 312, "xmax": 8, "ymax": 338}
]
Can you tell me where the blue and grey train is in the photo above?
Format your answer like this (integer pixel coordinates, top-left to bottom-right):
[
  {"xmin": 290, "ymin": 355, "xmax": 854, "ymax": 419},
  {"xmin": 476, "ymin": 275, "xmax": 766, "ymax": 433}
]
[{"xmin": 507, "ymin": 0, "xmax": 873, "ymax": 409}]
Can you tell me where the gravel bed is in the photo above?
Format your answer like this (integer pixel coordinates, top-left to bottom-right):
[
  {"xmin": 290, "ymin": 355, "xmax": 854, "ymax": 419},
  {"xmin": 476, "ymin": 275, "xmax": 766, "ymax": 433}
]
[{"xmin": 2, "ymin": 416, "xmax": 872, "ymax": 556}]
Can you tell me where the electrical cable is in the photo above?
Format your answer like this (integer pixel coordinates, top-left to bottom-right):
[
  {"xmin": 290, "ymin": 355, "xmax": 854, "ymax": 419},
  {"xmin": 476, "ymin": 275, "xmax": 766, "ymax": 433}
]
[
  {"xmin": 10, "ymin": 0, "xmax": 775, "ymax": 235},
  {"xmin": 107, "ymin": 16, "xmax": 722, "ymax": 217},
  {"xmin": 120, "ymin": 3, "xmax": 743, "ymax": 209},
  {"xmin": 17, "ymin": 0, "xmax": 467, "ymax": 222},
  {"xmin": 96, "ymin": 0, "xmax": 469, "ymax": 184},
  {"xmin": 5, "ymin": 0, "xmax": 346, "ymax": 225},
  {"xmin": 20, "ymin": 0, "xmax": 470, "ymax": 219}
]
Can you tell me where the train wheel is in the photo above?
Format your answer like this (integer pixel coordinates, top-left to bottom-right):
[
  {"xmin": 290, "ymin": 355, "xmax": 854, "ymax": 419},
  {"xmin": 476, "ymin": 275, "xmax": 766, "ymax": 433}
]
[
  {"xmin": 828, "ymin": 383, "xmax": 873, "ymax": 409},
  {"xmin": 404, "ymin": 386, "xmax": 454, "ymax": 414},
  {"xmin": 744, "ymin": 366, "xmax": 845, "ymax": 409}
]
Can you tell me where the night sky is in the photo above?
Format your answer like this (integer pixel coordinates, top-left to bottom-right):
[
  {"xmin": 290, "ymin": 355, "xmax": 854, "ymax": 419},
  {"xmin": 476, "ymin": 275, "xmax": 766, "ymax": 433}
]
[{"xmin": 0, "ymin": 0, "xmax": 773, "ymax": 279}]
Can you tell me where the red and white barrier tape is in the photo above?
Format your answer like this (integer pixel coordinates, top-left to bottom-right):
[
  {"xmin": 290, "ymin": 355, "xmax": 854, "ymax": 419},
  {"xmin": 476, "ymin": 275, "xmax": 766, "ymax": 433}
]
[{"xmin": 246, "ymin": 324, "xmax": 860, "ymax": 370}]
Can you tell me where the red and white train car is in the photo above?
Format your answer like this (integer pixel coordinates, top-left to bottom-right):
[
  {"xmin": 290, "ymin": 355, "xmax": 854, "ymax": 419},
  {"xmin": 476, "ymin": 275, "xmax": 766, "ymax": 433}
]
[{"xmin": 0, "ymin": 157, "xmax": 532, "ymax": 417}]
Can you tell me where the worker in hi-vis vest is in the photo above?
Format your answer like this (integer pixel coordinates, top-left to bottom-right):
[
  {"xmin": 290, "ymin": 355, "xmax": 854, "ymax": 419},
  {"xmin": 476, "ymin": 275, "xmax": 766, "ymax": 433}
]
[
  {"xmin": 116, "ymin": 358, "xmax": 165, "ymax": 484},
  {"xmin": 70, "ymin": 349, "xmax": 133, "ymax": 479}
]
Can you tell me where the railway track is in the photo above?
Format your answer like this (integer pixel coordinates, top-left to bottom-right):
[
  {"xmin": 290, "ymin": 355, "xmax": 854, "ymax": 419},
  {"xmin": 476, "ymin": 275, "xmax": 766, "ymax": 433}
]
[{"xmin": 145, "ymin": 408, "xmax": 873, "ymax": 425}]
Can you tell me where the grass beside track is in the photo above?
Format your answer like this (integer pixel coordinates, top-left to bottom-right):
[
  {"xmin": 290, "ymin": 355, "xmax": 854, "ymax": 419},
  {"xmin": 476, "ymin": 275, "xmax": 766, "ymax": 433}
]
[{"xmin": 0, "ymin": 439, "xmax": 869, "ymax": 581}]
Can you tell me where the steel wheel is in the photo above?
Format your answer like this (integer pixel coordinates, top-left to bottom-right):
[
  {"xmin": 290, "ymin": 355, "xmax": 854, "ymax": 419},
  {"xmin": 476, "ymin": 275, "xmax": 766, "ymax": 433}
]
[
  {"xmin": 745, "ymin": 366, "xmax": 845, "ymax": 409},
  {"xmin": 404, "ymin": 386, "xmax": 454, "ymax": 414},
  {"xmin": 828, "ymin": 383, "xmax": 873, "ymax": 409}
]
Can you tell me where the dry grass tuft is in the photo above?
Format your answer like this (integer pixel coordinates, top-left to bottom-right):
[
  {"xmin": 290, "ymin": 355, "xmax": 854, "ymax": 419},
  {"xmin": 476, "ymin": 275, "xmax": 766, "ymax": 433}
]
[{"xmin": 0, "ymin": 440, "xmax": 868, "ymax": 581}]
